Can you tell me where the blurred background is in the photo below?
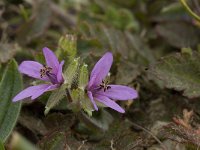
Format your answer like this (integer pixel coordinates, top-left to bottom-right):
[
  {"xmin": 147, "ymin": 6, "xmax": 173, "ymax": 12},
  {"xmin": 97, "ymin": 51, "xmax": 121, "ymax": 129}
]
[{"xmin": 1, "ymin": 0, "xmax": 200, "ymax": 149}]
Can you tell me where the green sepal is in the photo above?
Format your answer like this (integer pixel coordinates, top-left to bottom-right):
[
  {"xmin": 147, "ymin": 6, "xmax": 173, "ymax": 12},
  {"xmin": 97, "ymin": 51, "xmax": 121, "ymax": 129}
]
[
  {"xmin": 68, "ymin": 88, "xmax": 93, "ymax": 116},
  {"xmin": 44, "ymin": 84, "xmax": 68, "ymax": 115},
  {"xmin": 67, "ymin": 89, "xmax": 83, "ymax": 112},
  {"xmin": 57, "ymin": 34, "xmax": 77, "ymax": 62},
  {"xmin": 81, "ymin": 95, "xmax": 94, "ymax": 117},
  {"xmin": 63, "ymin": 57, "xmax": 80, "ymax": 88},
  {"xmin": 78, "ymin": 63, "xmax": 88, "ymax": 90}
]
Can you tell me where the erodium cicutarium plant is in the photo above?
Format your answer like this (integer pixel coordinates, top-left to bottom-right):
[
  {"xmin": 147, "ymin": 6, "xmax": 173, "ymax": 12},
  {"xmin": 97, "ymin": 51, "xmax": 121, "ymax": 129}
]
[{"xmin": 12, "ymin": 48, "xmax": 138, "ymax": 114}]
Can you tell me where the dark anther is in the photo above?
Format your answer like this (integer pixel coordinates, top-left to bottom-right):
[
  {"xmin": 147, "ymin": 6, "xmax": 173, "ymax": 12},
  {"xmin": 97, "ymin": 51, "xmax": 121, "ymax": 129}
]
[
  {"xmin": 40, "ymin": 65, "xmax": 52, "ymax": 78},
  {"xmin": 99, "ymin": 79, "xmax": 111, "ymax": 92}
]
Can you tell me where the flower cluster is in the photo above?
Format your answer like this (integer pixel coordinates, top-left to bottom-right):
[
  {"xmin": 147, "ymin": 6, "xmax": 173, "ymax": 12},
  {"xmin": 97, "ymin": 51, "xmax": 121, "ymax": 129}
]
[{"xmin": 13, "ymin": 48, "xmax": 138, "ymax": 113}]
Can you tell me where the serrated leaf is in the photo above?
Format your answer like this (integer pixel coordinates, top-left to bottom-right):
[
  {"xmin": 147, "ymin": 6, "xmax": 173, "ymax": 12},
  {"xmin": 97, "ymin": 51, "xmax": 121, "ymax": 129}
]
[
  {"xmin": 44, "ymin": 84, "xmax": 67, "ymax": 115},
  {"xmin": 63, "ymin": 58, "xmax": 79, "ymax": 87},
  {"xmin": 149, "ymin": 51, "xmax": 200, "ymax": 98},
  {"xmin": 0, "ymin": 60, "xmax": 22, "ymax": 142},
  {"xmin": 0, "ymin": 141, "xmax": 4, "ymax": 150},
  {"xmin": 57, "ymin": 34, "xmax": 77, "ymax": 62}
]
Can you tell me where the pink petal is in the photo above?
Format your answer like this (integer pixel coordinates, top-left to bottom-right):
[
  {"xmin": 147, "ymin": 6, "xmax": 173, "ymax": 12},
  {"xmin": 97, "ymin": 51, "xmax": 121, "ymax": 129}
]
[
  {"xmin": 97, "ymin": 85, "xmax": 138, "ymax": 100},
  {"xmin": 94, "ymin": 94, "xmax": 125, "ymax": 113},
  {"xmin": 88, "ymin": 52, "xmax": 113, "ymax": 89},
  {"xmin": 57, "ymin": 60, "xmax": 64, "ymax": 83},
  {"xmin": 43, "ymin": 47, "xmax": 59, "ymax": 74},
  {"xmin": 31, "ymin": 84, "xmax": 58, "ymax": 99},
  {"xmin": 12, "ymin": 84, "xmax": 52, "ymax": 102},
  {"xmin": 19, "ymin": 61, "xmax": 49, "ymax": 81},
  {"xmin": 88, "ymin": 91, "xmax": 98, "ymax": 110}
]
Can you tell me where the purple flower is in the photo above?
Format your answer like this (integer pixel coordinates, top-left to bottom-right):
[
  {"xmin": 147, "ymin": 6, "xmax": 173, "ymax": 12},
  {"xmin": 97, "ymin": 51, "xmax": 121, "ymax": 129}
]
[
  {"xmin": 12, "ymin": 47, "xmax": 64, "ymax": 102},
  {"xmin": 87, "ymin": 52, "xmax": 138, "ymax": 113}
]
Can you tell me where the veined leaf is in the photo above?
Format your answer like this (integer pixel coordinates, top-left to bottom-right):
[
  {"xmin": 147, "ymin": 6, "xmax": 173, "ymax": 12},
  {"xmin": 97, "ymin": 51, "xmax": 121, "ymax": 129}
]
[
  {"xmin": 0, "ymin": 60, "xmax": 22, "ymax": 142},
  {"xmin": 149, "ymin": 51, "xmax": 200, "ymax": 98}
]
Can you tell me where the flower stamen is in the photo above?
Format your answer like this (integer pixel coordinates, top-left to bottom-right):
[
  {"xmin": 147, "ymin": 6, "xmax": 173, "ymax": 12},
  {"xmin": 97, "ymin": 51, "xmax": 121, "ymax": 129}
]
[
  {"xmin": 99, "ymin": 79, "xmax": 111, "ymax": 92},
  {"xmin": 40, "ymin": 65, "xmax": 52, "ymax": 78}
]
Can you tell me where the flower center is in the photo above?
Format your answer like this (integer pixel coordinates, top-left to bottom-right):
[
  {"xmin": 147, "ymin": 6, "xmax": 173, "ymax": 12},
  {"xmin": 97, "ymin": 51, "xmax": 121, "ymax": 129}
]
[
  {"xmin": 99, "ymin": 79, "xmax": 111, "ymax": 92},
  {"xmin": 40, "ymin": 65, "xmax": 52, "ymax": 78},
  {"xmin": 40, "ymin": 65, "xmax": 58, "ymax": 84}
]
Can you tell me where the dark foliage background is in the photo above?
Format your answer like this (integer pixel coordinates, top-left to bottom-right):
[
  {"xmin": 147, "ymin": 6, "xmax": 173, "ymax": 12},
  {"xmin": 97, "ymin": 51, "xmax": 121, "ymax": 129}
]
[{"xmin": 1, "ymin": 0, "xmax": 200, "ymax": 149}]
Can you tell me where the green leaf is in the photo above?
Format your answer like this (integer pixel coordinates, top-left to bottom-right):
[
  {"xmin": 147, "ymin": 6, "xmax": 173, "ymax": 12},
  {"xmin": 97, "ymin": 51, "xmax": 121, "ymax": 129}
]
[
  {"xmin": 44, "ymin": 84, "xmax": 67, "ymax": 115},
  {"xmin": 57, "ymin": 34, "xmax": 77, "ymax": 62},
  {"xmin": 0, "ymin": 141, "xmax": 5, "ymax": 150},
  {"xmin": 0, "ymin": 59, "xmax": 22, "ymax": 142},
  {"xmin": 149, "ymin": 51, "xmax": 200, "ymax": 98}
]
